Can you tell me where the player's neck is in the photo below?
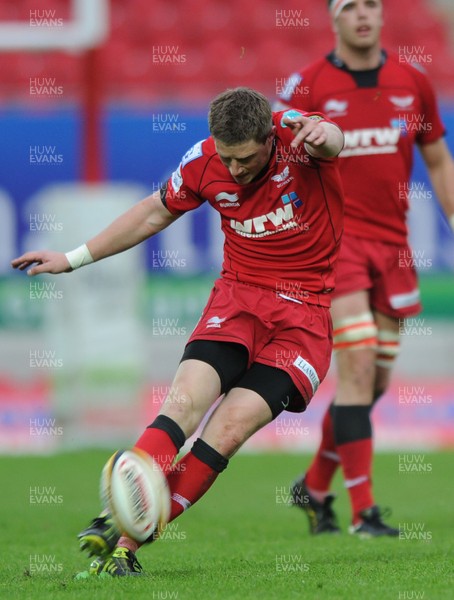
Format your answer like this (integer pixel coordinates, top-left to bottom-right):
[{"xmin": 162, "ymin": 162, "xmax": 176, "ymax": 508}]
[{"xmin": 334, "ymin": 43, "xmax": 382, "ymax": 71}]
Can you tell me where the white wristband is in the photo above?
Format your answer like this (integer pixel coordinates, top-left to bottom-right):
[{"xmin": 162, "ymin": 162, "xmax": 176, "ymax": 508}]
[
  {"xmin": 65, "ymin": 244, "xmax": 94, "ymax": 270},
  {"xmin": 450, "ymin": 214, "xmax": 454, "ymax": 232}
]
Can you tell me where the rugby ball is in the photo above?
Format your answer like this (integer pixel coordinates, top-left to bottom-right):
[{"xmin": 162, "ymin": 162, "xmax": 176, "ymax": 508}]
[{"xmin": 100, "ymin": 448, "xmax": 170, "ymax": 543}]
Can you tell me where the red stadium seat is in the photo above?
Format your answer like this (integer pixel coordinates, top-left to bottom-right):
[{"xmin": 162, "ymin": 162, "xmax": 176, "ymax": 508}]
[{"xmin": 0, "ymin": 0, "xmax": 453, "ymax": 103}]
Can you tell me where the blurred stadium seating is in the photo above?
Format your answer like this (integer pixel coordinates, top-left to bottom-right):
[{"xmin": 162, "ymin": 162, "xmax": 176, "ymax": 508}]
[{"xmin": 0, "ymin": 0, "xmax": 454, "ymax": 103}]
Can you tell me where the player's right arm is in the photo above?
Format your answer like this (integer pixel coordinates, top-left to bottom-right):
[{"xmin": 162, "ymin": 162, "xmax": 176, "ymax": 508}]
[
  {"xmin": 282, "ymin": 114, "xmax": 344, "ymax": 158},
  {"xmin": 11, "ymin": 191, "xmax": 179, "ymax": 276}
]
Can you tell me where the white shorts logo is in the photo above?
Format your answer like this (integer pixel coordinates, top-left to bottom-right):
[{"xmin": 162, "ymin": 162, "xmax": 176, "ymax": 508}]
[{"xmin": 293, "ymin": 355, "xmax": 320, "ymax": 394}]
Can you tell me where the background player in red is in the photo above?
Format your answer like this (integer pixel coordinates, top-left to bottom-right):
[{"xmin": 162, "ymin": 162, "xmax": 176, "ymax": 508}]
[
  {"xmin": 12, "ymin": 88, "xmax": 344, "ymax": 575},
  {"xmin": 276, "ymin": 0, "xmax": 454, "ymax": 537}
]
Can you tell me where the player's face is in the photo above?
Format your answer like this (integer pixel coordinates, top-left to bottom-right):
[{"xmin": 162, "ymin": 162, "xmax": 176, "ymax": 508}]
[
  {"xmin": 333, "ymin": 0, "xmax": 383, "ymax": 50},
  {"xmin": 215, "ymin": 129, "xmax": 275, "ymax": 185}
]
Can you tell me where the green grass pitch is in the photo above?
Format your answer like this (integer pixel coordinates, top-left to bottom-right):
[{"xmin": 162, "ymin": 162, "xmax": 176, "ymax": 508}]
[{"xmin": 2, "ymin": 450, "xmax": 452, "ymax": 600}]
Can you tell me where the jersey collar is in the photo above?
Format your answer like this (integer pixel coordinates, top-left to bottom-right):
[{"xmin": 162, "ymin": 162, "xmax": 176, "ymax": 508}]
[{"xmin": 326, "ymin": 49, "xmax": 387, "ymax": 88}]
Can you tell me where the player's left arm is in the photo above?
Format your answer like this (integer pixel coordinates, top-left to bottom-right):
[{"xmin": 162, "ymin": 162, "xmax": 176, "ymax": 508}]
[
  {"xmin": 282, "ymin": 115, "xmax": 344, "ymax": 159},
  {"xmin": 419, "ymin": 138, "xmax": 454, "ymax": 232}
]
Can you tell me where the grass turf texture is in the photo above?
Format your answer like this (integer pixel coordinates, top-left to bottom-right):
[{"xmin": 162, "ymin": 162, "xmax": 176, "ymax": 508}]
[{"xmin": 2, "ymin": 451, "xmax": 452, "ymax": 600}]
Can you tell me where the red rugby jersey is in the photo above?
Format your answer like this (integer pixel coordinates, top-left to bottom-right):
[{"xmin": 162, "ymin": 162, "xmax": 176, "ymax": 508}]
[
  {"xmin": 163, "ymin": 110, "xmax": 344, "ymax": 307},
  {"xmin": 278, "ymin": 52, "xmax": 445, "ymax": 245}
]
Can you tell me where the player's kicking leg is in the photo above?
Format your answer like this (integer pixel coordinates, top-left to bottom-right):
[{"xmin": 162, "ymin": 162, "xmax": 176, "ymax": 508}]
[
  {"xmin": 87, "ymin": 374, "xmax": 278, "ymax": 577},
  {"xmin": 78, "ymin": 359, "xmax": 298, "ymax": 576},
  {"xmin": 78, "ymin": 511, "xmax": 121, "ymax": 558},
  {"xmin": 76, "ymin": 341, "xmax": 249, "ymax": 576}
]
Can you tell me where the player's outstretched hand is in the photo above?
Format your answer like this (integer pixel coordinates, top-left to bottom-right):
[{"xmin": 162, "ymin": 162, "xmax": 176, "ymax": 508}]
[
  {"xmin": 282, "ymin": 115, "xmax": 328, "ymax": 149},
  {"xmin": 11, "ymin": 251, "xmax": 72, "ymax": 276}
]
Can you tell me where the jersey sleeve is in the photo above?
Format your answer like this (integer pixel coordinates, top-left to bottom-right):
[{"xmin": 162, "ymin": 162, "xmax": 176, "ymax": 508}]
[
  {"xmin": 412, "ymin": 66, "xmax": 446, "ymax": 145},
  {"xmin": 275, "ymin": 108, "xmax": 341, "ymax": 132},
  {"xmin": 161, "ymin": 139, "xmax": 208, "ymax": 215}
]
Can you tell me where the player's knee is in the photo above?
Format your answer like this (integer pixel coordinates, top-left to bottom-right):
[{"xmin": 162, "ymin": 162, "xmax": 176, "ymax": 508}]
[
  {"xmin": 338, "ymin": 347, "xmax": 377, "ymax": 390},
  {"xmin": 334, "ymin": 312, "xmax": 379, "ymax": 393}
]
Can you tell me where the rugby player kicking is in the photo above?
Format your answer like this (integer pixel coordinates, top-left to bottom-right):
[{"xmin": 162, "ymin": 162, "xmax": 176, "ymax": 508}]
[{"xmin": 12, "ymin": 87, "xmax": 344, "ymax": 575}]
